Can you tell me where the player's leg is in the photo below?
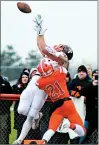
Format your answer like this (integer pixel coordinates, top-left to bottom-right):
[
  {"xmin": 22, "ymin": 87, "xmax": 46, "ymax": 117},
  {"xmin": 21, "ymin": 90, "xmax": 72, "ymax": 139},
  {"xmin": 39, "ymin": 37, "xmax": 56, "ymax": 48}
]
[
  {"xmin": 68, "ymin": 114, "xmax": 85, "ymax": 136},
  {"xmin": 17, "ymin": 88, "xmax": 33, "ymax": 116},
  {"xmin": 13, "ymin": 88, "xmax": 47, "ymax": 144},
  {"xmin": 40, "ymin": 99, "xmax": 85, "ymax": 144},
  {"xmin": 28, "ymin": 88, "xmax": 47, "ymax": 129},
  {"xmin": 13, "ymin": 115, "xmax": 34, "ymax": 144},
  {"xmin": 39, "ymin": 100, "xmax": 69, "ymax": 144},
  {"xmin": 28, "ymin": 88, "xmax": 47, "ymax": 117},
  {"xmin": 44, "ymin": 99, "xmax": 85, "ymax": 139},
  {"xmin": 64, "ymin": 100, "xmax": 86, "ymax": 136},
  {"xmin": 18, "ymin": 75, "xmax": 40, "ymax": 116},
  {"xmin": 42, "ymin": 111, "xmax": 64, "ymax": 143}
]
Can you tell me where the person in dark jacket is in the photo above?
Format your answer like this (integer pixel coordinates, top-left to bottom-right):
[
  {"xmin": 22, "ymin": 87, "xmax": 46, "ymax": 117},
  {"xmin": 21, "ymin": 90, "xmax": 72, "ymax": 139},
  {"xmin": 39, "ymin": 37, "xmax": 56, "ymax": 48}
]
[
  {"xmin": 79, "ymin": 69, "xmax": 98, "ymax": 144},
  {"xmin": 68, "ymin": 65, "xmax": 92, "ymax": 94},
  {"xmin": 0, "ymin": 74, "xmax": 12, "ymax": 144},
  {"xmin": 68, "ymin": 65, "xmax": 92, "ymax": 144}
]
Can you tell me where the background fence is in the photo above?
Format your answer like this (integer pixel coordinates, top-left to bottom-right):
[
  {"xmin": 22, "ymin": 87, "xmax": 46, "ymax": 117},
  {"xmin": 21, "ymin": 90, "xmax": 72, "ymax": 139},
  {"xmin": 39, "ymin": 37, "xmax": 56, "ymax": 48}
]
[{"xmin": 0, "ymin": 94, "xmax": 98, "ymax": 144}]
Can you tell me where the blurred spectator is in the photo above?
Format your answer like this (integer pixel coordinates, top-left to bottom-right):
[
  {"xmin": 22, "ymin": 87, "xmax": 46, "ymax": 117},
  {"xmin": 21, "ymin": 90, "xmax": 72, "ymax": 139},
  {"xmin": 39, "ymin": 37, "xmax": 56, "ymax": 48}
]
[
  {"xmin": 12, "ymin": 68, "xmax": 41, "ymax": 141},
  {"xmin": 86, "ymin": 64, "xmax": 92, "ymax": 78},
  {"xmin": 0, "ymin": 74, "xmax": 12, "ymax": 144},
  {"xmin": 66, "ymin": 72, "xmax": 71, "ymax": 85},
  {"xmin": 79, "ymin": 69, "xmax": 98, "ymax": 144},
  {"xmin": 68, "ymin": 65, "xmax": 92, "ymax": 144},
  {"xmin": 68, "ymin": 65, "xmax": 92, "ymax": 96},
  {"xmin": 92, "ymin": 69, "xmax": 98, "ymax": 81},
  {"xmin": 2, "ymin": 76, "xmax": 9, "ymax": 81}
]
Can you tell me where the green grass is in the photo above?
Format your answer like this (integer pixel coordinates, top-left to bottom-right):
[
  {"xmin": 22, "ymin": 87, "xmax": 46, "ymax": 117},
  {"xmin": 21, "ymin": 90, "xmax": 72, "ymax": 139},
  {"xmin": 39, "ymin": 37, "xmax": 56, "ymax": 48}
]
[{"xmin": 9, "ymin": 111, "xmax": 17, "ymax": 144}]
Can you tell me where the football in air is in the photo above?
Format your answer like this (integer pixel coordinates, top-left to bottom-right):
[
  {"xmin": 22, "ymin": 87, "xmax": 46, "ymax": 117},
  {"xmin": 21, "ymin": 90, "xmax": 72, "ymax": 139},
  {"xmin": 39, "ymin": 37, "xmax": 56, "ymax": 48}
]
[{"xmin": 17, "ymin": 2, "xmax": 32, "ymax": 13}]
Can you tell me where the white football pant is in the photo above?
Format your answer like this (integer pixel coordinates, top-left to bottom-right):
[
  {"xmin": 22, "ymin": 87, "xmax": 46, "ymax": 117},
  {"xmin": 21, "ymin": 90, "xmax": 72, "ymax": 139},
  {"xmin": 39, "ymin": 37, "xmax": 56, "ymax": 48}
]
[{"xmin": 18, "ymin": 74, "xmax": 47, "ymax": 119}]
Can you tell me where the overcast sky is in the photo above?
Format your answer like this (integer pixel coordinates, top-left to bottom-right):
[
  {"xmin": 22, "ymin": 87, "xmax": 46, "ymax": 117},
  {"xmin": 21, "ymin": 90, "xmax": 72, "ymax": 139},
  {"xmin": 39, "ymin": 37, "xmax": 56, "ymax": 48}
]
[{"xmin": 1, "ymin": 1, "xmax": 97, "ymax": 67}]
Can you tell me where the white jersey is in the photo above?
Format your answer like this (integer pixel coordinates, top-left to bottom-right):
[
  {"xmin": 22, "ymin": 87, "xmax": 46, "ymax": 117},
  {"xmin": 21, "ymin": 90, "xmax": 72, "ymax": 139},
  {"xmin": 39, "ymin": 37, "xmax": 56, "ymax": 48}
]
[{"xmin": 30, "ymin": 45, "xmax": 67, "ymax": 76}]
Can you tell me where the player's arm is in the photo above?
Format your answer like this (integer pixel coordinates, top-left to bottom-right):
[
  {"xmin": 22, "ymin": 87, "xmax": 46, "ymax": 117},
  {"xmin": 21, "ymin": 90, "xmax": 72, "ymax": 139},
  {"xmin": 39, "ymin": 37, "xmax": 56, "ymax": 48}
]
[
  {"xmin": 53, "ymin": 51, "xmax": 69, "ymax": 69},
  {"xmin": 37, "ymin": 35, "xmax": 56, "ymax": 57},
  {"xmin": 33, "ymin": 14, "xmax": 47, "ymax": 56},
  {"xmin": 59, "ymin": 54, "xmax": 69, "ymax": 69},
  {"xmin": 34, "ymin": 14, "xmax": 57, "ymax": 57},
  {"xmin": 33, "ymin": 14, "xmax": 69, "ymax": 67},
  {"xmin": 37, "ymin": 35, "xmax": 46, "ymax": 56}
]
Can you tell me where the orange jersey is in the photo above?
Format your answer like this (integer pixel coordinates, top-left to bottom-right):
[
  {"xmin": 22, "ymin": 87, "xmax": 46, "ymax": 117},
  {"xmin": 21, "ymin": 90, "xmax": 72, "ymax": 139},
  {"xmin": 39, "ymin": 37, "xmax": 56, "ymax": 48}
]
[{"xmin": 36, "ymin": 67, "xmax": 70, "ymax": 102}]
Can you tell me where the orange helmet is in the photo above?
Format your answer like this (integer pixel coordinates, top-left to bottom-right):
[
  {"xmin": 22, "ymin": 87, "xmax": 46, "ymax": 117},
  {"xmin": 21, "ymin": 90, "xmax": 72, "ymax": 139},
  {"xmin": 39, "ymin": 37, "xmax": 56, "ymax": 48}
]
[{"xmin": 37, "ymin": 58, "xmax": 54, "ymax": 77}]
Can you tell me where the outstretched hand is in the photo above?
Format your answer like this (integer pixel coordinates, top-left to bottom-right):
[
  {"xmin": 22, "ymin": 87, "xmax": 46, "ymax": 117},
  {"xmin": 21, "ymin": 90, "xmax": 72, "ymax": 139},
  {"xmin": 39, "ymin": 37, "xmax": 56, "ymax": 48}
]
[
  {"xmin": 33, "ymin": 14, "xmax": 47, "ymax": 35},
  {"xmin": 33, "ymin": 14, "xmax": 43, "ymax": 26}
]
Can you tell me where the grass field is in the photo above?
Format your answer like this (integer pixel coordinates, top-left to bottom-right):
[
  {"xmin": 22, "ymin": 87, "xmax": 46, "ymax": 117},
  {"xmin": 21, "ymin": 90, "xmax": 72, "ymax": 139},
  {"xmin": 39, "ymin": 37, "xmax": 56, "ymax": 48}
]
[{"xmin": 9, "ymin": 111, "xmax": 17, "ymax": 144}]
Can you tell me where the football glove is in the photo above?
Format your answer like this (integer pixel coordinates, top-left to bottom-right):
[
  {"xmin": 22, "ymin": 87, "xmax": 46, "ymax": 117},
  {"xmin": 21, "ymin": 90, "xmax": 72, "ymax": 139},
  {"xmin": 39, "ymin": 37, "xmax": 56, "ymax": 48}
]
[{"xmin": 33, "ymin": 14, "xmax": 47, "ymax": 36}]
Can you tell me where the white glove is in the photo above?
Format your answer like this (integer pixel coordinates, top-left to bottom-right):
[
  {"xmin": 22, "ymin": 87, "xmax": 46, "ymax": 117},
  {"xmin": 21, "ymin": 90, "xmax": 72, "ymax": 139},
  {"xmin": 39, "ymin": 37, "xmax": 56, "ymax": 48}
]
[{"xmin": 33, "ymin": 14, "xmax": 47, "ymax": 35}]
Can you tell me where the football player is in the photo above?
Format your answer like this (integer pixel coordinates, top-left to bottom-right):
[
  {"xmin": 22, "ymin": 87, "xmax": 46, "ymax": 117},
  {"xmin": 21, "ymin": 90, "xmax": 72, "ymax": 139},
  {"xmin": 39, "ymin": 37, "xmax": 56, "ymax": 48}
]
[
  {"xmin": 13, "ymin": 14, "xmax": 73, "ymax": 144},
  {"xmin": 36, "ymin": 59, "xmax": 86, "ymax": 144}
]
